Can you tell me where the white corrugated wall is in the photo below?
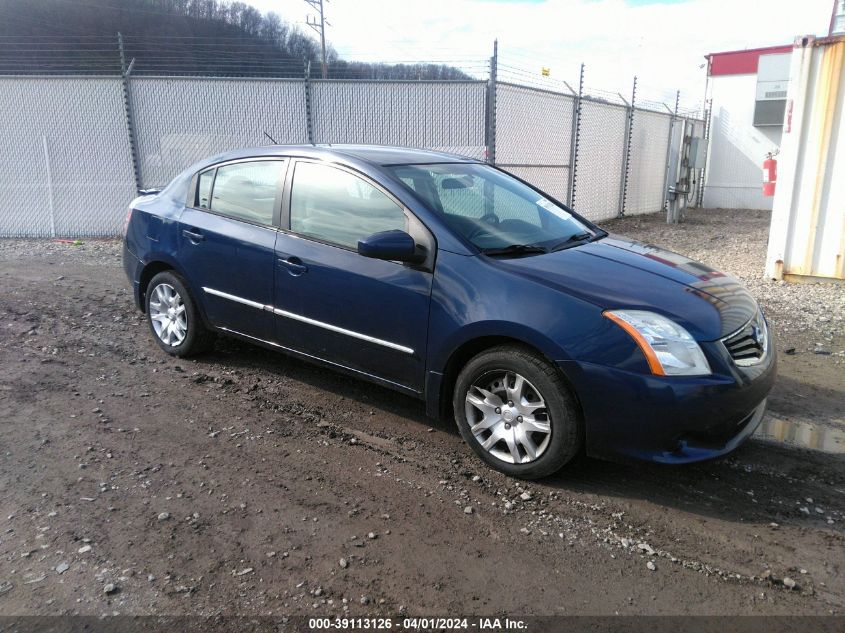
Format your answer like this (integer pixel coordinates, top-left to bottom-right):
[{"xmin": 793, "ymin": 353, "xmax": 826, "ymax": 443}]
[{"xmin": 766, "ymin": 36, "xmax": 845, "ymax": 281}]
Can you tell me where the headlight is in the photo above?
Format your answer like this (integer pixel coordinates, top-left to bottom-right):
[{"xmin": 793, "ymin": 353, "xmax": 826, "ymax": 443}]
[{"xmin": 603, "ymin": 310, "xmax": 711, "ymax": 376}]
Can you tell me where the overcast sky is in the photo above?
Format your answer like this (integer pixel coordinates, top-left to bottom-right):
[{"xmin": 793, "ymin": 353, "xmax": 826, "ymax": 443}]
[{"xmin": 246, "ymin": 0, "xmax": 834, "ymax": 105}]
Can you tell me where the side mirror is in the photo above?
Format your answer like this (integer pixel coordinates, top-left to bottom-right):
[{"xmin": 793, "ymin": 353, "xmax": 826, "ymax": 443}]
[{"xmin": 358, "ymin": 230, "xmax": 424, "ymax": 264}]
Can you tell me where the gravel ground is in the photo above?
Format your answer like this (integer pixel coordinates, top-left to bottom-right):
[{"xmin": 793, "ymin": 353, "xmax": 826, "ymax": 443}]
[{"xmin": 0, "ymin": 208, "xmax": 843, "ymax": 618}]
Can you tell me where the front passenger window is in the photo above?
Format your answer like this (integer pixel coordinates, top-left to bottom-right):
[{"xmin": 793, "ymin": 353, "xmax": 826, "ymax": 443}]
[{"xmin": 290, "ymin": 162, "xmax": 406, "ymax": 249}]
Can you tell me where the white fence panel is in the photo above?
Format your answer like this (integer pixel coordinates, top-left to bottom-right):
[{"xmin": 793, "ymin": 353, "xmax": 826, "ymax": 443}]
[
  {"xmin": 627, "ymin": 109, "xmax": 672, "ymax": 216},
  {"xmin": 575, "ymin": 100, "xmax": 627, "ymax": 222},
  {"xmin": 311, "ymin": 80, "xmax": 487, "ymax": 159},
  {"xmin": 130, "ymin": 77, "xmax": 308, "ymax": 187},
  {"xmin": 495, "ymin": 83, "xmax": 574, "ymax": 203},
  {"xmin": 0, "ymin": 77, "xmax": 136, "ymax": 237}
]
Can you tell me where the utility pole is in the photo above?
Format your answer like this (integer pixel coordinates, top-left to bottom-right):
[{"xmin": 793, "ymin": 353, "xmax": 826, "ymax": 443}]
[
  {"xmin": 304, "ymin": 0, "xmax": 329, "ymax": 79},
  {"xmin": 485, "ymin": 39, "xmax": 498, "ymax": 164}
]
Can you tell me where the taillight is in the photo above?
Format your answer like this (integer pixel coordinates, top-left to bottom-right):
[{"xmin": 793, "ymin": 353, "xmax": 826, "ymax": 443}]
[{"xmin": 123, "ymin": 207, "xmax": 133, "ymax": 238}]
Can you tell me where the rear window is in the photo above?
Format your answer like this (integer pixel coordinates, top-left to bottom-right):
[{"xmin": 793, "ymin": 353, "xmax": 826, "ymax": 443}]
[
  {"xmin": 196, "ymin": 169, "xmax": 214, "ymax": 209},
  {"xmin": 205, "ymin": 160, "xmax": 284, "ymax": 226}
]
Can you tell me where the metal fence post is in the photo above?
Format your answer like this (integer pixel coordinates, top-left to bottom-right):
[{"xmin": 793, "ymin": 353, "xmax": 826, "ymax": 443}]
[
  {"xmin": 41, "ymin": 135, "xmax": 57, "ymax": 237},
  {"xmin": 304, "ymin": 60, "xmax": 315, "ymax": 145},
  {"xmin": 662, "ymin": 90, "xmax": 680, "ymax": 223},
  {"xmin": 616, "ymin": 75, "xmax": 637, "ymax": 218},
  {"xmin": 118, "ymin": 32, "xmax": 142, "ymax": 191},
  {"xmin": 696, "ymin": 99, "xmax": 712, "ymax": 208},
  {"xmin": 485, "ymin": 39, "xmax": 498, "ymax": 164},
  {"xmin": 567, "ymin": 63, "xmax": 584, "ymax": 208},
  {"xmin": 617, "ymin": 75, "xmax": 637, "ymax": 217}
]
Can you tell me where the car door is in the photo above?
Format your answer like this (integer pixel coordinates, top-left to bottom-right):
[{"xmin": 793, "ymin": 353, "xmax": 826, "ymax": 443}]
[
  {"xmin": 177, "ymin": 158, "xmax": 286, "ymax": 342},
  {"xmin": 272, "ymin": 159, "xmax": 434, "ymax": 393}
]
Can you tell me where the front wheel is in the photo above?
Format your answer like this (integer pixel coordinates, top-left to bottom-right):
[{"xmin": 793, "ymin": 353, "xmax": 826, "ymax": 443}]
[
  {"xmin": 453, "ymin": 346, "xmax": 582, "ymax": 479},
  {"xmin": 145, "ymin": 271, "xmax": 215, "ymax": 357}
]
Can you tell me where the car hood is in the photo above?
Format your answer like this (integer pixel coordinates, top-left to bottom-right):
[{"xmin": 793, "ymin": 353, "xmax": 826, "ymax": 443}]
[{"xmin": 493, "ymin": 235, "xmax": 757, "ymax": 341}]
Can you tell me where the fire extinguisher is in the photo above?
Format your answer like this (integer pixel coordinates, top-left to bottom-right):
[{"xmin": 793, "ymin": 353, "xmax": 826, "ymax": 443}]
[{"xmin": 763, "ymin": 151, "xmax": 778, "ymax": 197}]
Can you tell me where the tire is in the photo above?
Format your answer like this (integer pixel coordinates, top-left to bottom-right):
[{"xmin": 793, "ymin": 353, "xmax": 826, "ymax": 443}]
[
  {"xmin": 453, "ymin": 345, "xmax": 582, "ymax": 479},
  {"xmin": 145, "ymin": 271, "xmax": 215, "ymax": 357}
]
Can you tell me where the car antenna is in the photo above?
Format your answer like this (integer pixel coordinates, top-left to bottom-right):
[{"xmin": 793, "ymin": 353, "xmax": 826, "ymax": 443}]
[{"xmin": 263, "ymin": 131, "xmax": 278, "ymax": 144}]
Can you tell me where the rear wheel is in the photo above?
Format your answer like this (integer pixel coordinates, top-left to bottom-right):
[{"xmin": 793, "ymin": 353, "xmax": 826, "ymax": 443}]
[
  {"xmin": 453, "ymin": 345, "xmax": 582, "ymax": 479},
  {"xmin": 145, "ymin": 271, "xmax": 214, "ymax": 357}
]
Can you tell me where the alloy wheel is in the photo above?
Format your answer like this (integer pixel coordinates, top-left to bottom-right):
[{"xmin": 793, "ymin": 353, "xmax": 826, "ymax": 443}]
[
  {"xmin": 464, "ymin": 370, "xmax": 551, "ymax": 464},
  {"xmin": 148, "ymin": 283, "xmax": 188, "ymax": 347}
]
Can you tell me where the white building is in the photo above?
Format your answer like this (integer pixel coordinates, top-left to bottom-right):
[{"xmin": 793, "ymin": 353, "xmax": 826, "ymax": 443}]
[{"xmin": 703, "ymin": 44, "xmax": 792, "ymax": 210}]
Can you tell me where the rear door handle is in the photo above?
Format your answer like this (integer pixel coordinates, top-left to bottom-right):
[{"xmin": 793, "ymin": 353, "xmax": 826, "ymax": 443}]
[
  {"xmin": 182, "ymin": 228, "xmax": 205, "ymax": 243},
  {"xmin": 277, "ymin": 256, "xmax": 308, "ymax": 276}
]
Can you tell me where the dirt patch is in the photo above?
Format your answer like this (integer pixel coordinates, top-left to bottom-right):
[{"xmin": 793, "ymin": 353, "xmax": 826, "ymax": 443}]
[{"xmin": 0, "ymin": 209, "xmax": 843, "ymax": 616}]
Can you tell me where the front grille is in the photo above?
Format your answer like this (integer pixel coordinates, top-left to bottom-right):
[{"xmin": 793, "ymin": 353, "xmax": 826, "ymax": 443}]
[{"xmin": 722, "ymin": 309, "xmax": 769, "ymax": 366}]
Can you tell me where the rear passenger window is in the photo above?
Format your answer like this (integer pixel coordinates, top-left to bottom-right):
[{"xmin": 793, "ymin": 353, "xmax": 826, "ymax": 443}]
[
  {"xmin": 208, "ymin": 160, "xmax": 282, "ymax": 226},
  {"xmin": 290, "ymin": 162, "xmax": 406, "ymax": 249},
  {"xmin": 196, "ymin": 169, "xmax": 214, "ymax": 208}
]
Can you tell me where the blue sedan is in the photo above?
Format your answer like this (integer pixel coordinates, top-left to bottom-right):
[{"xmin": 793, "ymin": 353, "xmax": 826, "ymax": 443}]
[{"xmin": 123, "ymin": 145, "xmax": 776, "ymax": 478}]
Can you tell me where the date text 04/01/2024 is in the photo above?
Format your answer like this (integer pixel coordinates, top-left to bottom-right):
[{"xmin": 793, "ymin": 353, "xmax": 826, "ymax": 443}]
[{"xmin": 308, "ymin": 617, "xmax": 527, "ymax": 630}]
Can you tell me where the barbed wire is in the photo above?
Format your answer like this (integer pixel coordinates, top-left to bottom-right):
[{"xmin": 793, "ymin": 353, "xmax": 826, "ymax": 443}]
[{"xmin": 0, "ymin": 35, "xmax": 704, "ymax": 116}]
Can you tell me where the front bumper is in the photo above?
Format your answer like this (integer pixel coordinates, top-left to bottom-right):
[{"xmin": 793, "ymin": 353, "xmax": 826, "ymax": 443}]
[{"xmin": 560, "ymin": 338, "xmax": 777, "ymax": 464}]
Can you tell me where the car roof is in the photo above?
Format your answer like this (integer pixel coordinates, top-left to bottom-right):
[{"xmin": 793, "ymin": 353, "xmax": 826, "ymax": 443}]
[
  {"xmin": 200, "ymin": 144, "xmax": 481, "ymax": 168},
  {"xmin": 326, "ymin": 145, "xmax": 480, "ymax": 165}
]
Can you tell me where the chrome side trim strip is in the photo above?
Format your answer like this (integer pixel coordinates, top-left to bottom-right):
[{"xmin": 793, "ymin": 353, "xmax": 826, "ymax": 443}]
[
  {"xmin": 270, "ymin": 307, "xmax": 415, "ymax": 355},
  {"xmin": 217, "ymin": 327, "xmax": 416, "ymax": 392},
  {"xmin": 202, "ymin": 287, "xmax": 268, "ymax": 311},
  {"xmin": 202, "ymin": 286, "xmax": 414, "ymax": 355}
]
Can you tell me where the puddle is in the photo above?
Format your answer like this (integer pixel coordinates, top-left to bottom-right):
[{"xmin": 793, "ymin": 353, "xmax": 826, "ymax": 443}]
[{"xmin": 754, "ymin": 416, "xmax": 845, "ymax": 454}]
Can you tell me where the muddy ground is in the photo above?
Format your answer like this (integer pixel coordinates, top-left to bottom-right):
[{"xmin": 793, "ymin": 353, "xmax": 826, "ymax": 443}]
[{"xmin": 0, "ymin": 208, "xmax": 843, "ymax": 617}]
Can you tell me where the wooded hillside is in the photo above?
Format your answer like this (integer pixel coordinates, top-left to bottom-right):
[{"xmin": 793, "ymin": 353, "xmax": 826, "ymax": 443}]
[{"xmin": 0, "ymin": 0, "xmax": 470, "ymax": 79}]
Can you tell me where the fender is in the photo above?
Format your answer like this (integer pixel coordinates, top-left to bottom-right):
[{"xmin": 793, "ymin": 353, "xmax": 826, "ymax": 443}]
[
  {"xmin": 432, "ymin": 319, "xmax": 572, "ymax": 373},
  {"xmin": 424, "ymin": 320, "xmax": 573, "ymax": 420},
  {"xmin": 136, "ymin": 251, "xmax": 215, "ymax": 330}
]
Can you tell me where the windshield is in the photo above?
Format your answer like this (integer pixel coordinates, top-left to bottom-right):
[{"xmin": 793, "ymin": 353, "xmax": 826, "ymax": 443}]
[{"xmin": 387, "ymin": 163, "xmax": 598, "ymax": 254}]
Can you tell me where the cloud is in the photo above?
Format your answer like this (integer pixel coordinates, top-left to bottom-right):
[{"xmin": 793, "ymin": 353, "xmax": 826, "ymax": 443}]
[{"xmin": 246, "ymin": 0, "xmax": 833, "ymax": 105}]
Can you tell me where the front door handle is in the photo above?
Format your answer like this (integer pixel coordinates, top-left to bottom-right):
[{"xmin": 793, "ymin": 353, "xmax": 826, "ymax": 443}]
[
  {"xmin": 277, "ymin": 256, "xmax": 308, "ymax": 276},
  {"xmin": 182, "ymin": 228, "xmax": 205, "ymax": 243}
]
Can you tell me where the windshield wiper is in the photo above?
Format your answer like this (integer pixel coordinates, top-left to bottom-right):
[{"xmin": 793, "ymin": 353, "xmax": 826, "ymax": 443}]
[
  {"xmin": 549, "ymin": 232, "xmax": 595, "ymax": 252},
  {"xmin": 481, "ymin": 244, "xmax": 549, "ymax": 257}
]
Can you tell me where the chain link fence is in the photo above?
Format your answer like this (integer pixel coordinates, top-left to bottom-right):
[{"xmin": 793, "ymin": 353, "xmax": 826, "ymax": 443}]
[
  {"xmin": 571, "ymin": 99, "xmax": 628, "ymax": 222},
  {"xmin": 0, "ymin": 76, "xmax": 136, "ymax": 237},
  {"xmin": 130, "ymin": 77, "xmax": 308, "ymax": 188},
  {"xmin": 0, "ymin": 69, "xmax": 703, "ymax": 237},
  {"xmin": 626, "ymin": 109, "xmax": 673, "ymax": 216},
  {"xmin": 311, "ymin": 80, "xmax": 487, "ymax": 159},
  {"xmin": 494, "ymin": 82, "xmax": 574, "ymax": 203}
]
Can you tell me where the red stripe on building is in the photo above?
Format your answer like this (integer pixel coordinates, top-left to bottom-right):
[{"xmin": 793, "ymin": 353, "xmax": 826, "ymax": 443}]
[{"xmin": 707, "ymin": 44, "xmax": 793, "ymax": 76}]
